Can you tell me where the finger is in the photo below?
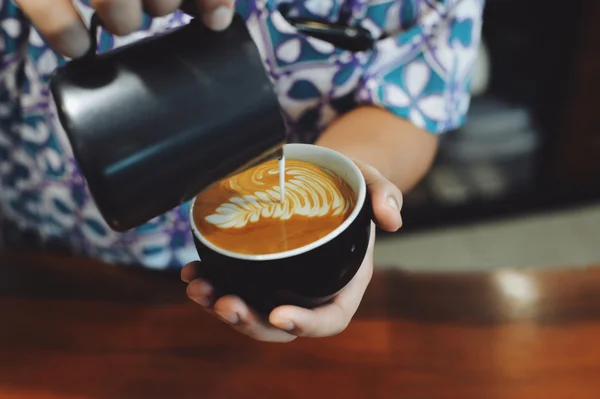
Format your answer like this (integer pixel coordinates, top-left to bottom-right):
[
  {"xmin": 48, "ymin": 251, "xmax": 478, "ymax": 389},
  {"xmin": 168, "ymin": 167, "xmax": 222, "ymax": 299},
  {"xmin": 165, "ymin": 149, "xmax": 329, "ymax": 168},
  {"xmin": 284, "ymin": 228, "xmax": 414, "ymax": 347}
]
[
  {"xmin": 214, "ymin": 296, "xmax": 297, "ymax": 342},
  {"xmin": 270, "ymin": 226, "xmax": 375, "ymax": 337},
  {"xmin": 369, "ymin": 179, "xmax": 403, "ymax": 232},
  {"xmin": 143, "ymin": 0, "xmax": 181, "ymax": 16},
  {"xmin": 181, "ymin": 261, "xmax": 201, "ymax": 283},
  {"xmin": 15, "ymin": 0, "xmax": 91, "ymax": 58},
  {"xmin": 355, "ymin": 161, "xmax": 403, "ymax": 232},
  {"xmin": 196, "ymin": 0, "xmax": 235, "ymax": 31},
  {"xmin": 91, "ymin": 0, "xmax": 144, "ymax": 36},
  {"xmin": 186, "ymin": 277, "xmax": 214, "ymax": 307},
  {"xmin": 270, "ymin": 303, "xmax": 349, "ymax": 338}
]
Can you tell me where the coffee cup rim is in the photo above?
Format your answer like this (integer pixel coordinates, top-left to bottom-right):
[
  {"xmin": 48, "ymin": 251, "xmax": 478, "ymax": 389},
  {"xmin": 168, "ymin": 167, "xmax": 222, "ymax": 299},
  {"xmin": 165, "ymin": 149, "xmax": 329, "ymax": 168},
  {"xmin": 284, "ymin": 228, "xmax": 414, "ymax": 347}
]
[{"xmin": 189, "ymin": 143, "xmax": 367, "ymax": 261}]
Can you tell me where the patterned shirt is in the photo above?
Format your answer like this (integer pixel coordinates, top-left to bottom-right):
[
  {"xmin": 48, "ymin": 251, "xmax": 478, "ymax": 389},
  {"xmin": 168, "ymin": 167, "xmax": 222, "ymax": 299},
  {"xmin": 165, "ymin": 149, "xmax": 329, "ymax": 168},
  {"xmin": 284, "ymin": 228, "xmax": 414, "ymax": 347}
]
[{"xmin": 0, "ymin": 0, "xmax": 484, "ymax": 269}]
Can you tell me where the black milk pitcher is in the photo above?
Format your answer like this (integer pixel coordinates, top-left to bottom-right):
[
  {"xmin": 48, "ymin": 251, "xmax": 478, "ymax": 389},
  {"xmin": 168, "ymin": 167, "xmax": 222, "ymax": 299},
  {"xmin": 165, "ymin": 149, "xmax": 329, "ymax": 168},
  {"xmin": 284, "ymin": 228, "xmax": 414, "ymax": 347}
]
[{"xmin": 50, "ymin": 12, "xmax": 287, "ymax": 232}]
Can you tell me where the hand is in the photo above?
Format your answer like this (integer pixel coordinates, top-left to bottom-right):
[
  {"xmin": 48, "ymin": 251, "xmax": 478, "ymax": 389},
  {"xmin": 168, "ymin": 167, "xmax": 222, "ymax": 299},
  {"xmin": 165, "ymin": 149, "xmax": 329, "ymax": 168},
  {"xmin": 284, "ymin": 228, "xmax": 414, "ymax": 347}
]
[
  {"xmin": 15, "ymin": 0, "xmax": 235, "ymax": 58},
  {"xmin": 181, "ymin": 160, "xmax": 403, "ymax": 342}
]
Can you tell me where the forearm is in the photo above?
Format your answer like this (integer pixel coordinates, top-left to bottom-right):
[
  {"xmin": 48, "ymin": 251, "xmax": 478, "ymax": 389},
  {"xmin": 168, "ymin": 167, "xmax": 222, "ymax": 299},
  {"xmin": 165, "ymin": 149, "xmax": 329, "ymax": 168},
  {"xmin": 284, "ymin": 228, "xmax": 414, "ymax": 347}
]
[{"xmin": 315, "ymin": 106, "xmax": 439, "ymax": 193}]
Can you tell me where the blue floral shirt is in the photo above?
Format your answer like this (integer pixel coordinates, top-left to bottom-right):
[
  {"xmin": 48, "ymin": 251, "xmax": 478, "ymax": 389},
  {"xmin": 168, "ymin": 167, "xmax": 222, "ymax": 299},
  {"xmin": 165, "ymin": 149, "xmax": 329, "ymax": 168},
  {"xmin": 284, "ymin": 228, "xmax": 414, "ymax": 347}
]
[{"xmin": 0, "ymin": 0, "xmax": 484, "ymax": 269}]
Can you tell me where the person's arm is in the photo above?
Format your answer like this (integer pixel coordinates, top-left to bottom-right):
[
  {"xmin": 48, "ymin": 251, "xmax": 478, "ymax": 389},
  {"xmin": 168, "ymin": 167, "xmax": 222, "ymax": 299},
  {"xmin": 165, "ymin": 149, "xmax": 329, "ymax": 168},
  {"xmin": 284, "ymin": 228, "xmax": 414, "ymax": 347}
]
[
  {"xmin": 318, "ymin": 0, "xmax": 486, "ymax": 194},
  {"xmin": 316, "ymin": 106, "xmax": 438, "ymax": 193}
]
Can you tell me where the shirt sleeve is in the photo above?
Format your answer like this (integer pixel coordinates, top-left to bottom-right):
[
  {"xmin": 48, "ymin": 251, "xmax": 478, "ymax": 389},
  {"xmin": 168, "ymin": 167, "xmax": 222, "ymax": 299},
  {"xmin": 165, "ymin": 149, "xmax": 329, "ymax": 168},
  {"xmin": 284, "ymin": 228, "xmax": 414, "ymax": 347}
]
[
  {"xmin": 355, "ymin": 0, "xmax": 485, "ymax": 134},
  {"xmin": 0, "ymin": 0, "xmax": 25, "ymax": 65}
]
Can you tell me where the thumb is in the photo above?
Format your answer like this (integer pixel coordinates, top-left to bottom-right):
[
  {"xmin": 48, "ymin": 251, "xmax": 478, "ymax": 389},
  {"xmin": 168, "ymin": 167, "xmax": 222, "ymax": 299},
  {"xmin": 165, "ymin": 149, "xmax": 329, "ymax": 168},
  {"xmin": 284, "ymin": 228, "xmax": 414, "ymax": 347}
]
[
  {"xmin": 354, "ymin": 161, "xmax": 403, "ymax": 232},
  {"xmin": 193, "ymin": 0, "xmax": 235, "ymax": 31}
]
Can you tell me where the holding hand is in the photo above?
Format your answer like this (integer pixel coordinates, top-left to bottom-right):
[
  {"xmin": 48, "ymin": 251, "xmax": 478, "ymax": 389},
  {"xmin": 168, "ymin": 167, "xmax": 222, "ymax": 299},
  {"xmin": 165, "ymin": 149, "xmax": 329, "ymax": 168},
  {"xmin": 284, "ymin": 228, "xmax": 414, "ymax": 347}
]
[
  {"xmin": 15, "ymin": 0, "xmax": 235, "ymax": 58},
  {"xmin": 182, "ymin": 160, "xmax": 403, "ymax": 342}
]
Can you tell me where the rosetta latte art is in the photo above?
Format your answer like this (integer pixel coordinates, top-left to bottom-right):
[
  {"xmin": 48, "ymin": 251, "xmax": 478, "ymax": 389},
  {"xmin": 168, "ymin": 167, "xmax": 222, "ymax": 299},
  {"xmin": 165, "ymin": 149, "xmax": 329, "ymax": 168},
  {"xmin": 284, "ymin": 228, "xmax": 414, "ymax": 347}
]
[
  {"xmin": 193, "ymin": 159, "xmax": 357, "ymax": 254},
  {"xmin": 204, "ymin": 160, "xmax": 355, "ymax": 229}
]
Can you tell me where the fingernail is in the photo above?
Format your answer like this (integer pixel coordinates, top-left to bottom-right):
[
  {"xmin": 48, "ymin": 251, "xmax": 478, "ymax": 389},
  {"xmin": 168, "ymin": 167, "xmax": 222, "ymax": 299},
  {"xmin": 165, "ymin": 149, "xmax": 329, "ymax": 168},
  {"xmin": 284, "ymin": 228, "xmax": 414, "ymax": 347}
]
[
  {"xmin": 273, "ymin": 319, "xmax": 295, "ymax": 331},
  {"xmin": 204, "ymin": 6, "xmax": 234, "ymax": 31},
  {"xmin": 216, "ymin": 311, "xmax": 239, "ymax": 325},
  {"xmin": 387, "ymin": 196, "xmax": 400, "ymax": 213}
]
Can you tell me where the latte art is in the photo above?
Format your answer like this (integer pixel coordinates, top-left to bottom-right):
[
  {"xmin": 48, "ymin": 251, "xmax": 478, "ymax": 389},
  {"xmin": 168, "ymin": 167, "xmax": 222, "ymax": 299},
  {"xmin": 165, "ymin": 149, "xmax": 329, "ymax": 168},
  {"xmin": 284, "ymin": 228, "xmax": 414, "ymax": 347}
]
[
  {"xmin": 193, "ymin": 159, "xmax": 357, "ymax": 255},
  {"xmin": 204, "ymin": 160, "xmax": 353, "ymax": 229}
]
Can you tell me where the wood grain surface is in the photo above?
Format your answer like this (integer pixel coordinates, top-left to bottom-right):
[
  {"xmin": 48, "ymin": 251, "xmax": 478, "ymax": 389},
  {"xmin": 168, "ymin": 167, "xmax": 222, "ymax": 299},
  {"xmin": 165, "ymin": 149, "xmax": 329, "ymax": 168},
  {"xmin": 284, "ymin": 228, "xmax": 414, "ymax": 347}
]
[{"xmin": 1, "ymin": 251, "xmax": 599, "ymax": 399}]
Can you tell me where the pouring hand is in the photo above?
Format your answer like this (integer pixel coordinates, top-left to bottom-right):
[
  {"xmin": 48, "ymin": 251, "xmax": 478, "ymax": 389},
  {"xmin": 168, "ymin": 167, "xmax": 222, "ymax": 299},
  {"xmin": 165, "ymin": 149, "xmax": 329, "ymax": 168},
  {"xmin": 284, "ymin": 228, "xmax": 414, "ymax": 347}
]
[
  {"xmin": 181, "ymin": 161, "xmax": 403, "ymax": 342},
  {"xmin": 14, "ymin": 0, "xmax": 235, "ymax": 58}
]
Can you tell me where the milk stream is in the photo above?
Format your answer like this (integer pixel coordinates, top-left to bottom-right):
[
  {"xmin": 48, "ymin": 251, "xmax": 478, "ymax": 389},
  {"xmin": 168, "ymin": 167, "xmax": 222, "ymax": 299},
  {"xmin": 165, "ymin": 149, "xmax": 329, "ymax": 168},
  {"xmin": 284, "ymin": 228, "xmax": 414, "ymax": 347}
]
[
  {"xmin": 278, "ymin": 156, "xmax": 287, "ymax": 249},
  {"xmin": 278, "ymin": 156, "xmax": 285, "ymax": 203}
]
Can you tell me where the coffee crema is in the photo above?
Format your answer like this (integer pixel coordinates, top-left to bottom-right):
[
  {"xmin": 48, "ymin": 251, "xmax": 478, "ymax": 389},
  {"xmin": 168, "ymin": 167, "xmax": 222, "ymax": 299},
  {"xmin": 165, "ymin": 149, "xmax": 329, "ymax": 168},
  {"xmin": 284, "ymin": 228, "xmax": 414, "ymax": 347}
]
[{"xmin": 193, "ymin": 159, "xmax": 357, "ymax": 255}]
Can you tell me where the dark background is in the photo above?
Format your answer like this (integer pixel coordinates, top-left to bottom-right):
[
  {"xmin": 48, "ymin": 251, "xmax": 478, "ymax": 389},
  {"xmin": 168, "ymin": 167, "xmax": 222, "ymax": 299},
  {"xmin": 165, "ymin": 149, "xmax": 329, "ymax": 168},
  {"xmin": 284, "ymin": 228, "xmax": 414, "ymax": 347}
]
[{"xmin": 397, "ymin": 0, "xmax": 600, "ymax": 234}]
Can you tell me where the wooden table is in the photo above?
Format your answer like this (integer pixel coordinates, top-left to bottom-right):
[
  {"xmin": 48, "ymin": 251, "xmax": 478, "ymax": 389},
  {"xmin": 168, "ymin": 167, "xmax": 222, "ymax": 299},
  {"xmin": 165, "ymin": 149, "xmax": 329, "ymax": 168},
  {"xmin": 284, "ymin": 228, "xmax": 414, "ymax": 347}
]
[{"xmin": 1, "ymin": 251, "xmax": 600, "ymax": 399}]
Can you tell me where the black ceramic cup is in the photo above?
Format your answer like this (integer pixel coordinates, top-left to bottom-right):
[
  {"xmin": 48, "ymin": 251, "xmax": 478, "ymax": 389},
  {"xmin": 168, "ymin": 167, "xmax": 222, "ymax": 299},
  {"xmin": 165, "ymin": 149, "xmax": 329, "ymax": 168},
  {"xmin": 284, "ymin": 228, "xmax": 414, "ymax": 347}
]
[
  {"xmin": 190, "ymin": 144, "xmax": 372, "ymax": 315},
  {"xmin": 50, "ymin": 13, "xmax": 286, "ymax": 232}
]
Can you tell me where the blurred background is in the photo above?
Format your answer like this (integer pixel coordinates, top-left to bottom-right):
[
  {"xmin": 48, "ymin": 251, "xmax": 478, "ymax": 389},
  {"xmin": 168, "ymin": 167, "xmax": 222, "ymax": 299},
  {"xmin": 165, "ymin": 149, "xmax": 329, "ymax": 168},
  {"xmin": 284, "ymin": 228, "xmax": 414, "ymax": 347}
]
[
  {"xmin": 2, "ymin": 2, "xmax": 600, "ymax": 397},
  {"xmin": 375, "ymin": 0, "xmax": 600, "ymax": 270}
]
